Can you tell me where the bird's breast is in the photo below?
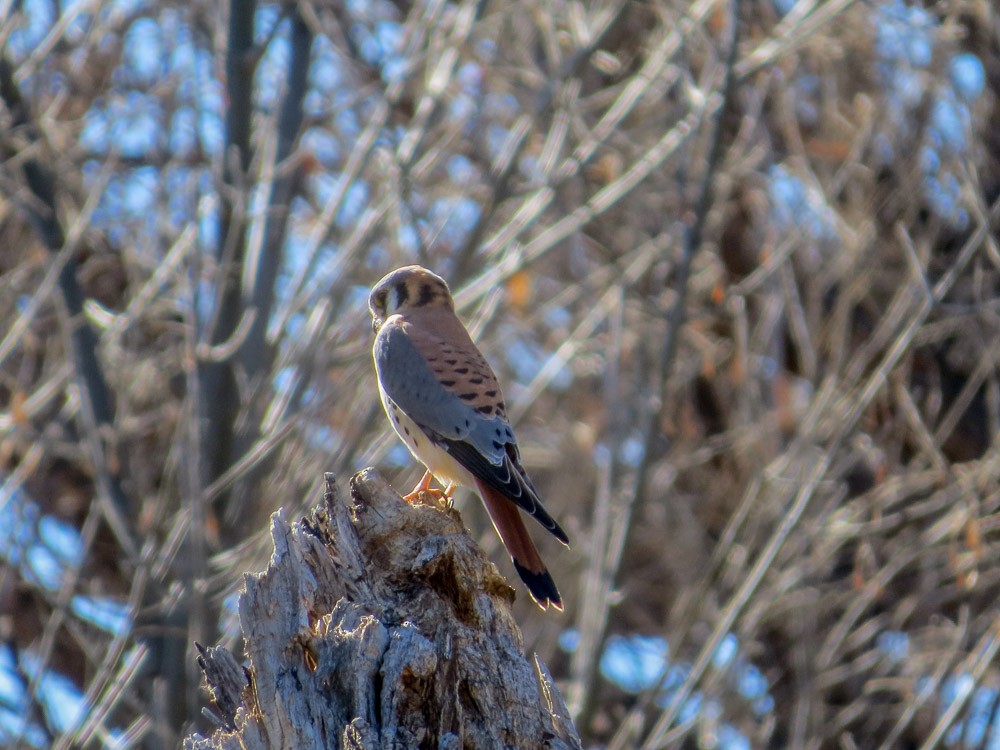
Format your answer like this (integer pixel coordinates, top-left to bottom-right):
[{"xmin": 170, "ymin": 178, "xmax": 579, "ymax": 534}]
[{"xmin": 379, "ymin": 386, "xmax": 476, "ymax": 489}]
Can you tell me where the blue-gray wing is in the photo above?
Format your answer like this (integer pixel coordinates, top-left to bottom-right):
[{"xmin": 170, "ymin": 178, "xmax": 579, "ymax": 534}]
[
  {"xmin": 373, "ymin": 319, "xmax": 568, "ymax": 544},
  {"xmin": 373, "ymin": 319, "xmax": 511, "ymax": 464}
]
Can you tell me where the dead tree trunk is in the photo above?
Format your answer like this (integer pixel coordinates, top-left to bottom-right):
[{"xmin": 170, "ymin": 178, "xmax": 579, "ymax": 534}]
[{"xmin": 184, "ymin": 470, "xmax": 581, "ymax": 750}]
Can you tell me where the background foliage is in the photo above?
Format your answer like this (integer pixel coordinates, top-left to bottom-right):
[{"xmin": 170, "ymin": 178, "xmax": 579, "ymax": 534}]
[{"xmin": 0, "ymin": 0, "xmax": 998, "ymax": 747}]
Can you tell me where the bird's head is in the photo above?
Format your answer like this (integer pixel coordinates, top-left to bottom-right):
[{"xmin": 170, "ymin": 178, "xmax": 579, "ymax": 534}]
[{"xmin": 368, "ymin": 265, "xmax": 454, "ymax": 333}]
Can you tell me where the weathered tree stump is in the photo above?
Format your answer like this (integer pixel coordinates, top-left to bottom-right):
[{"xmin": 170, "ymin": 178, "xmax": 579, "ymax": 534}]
[{"xmin": 184, "ymin": 470, "xmax": 581, "ymax": 749}]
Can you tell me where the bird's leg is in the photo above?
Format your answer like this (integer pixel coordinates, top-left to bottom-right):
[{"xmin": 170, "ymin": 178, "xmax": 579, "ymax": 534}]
[{"xmin": 402, "ymin": 470, "xmax": 436, "ymax": 504}]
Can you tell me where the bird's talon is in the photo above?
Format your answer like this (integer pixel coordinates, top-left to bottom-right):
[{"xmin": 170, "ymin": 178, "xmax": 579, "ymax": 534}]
[
  {"xmin": 403, "ymin": 470, "xmax": 435, "ymax": 504},
  {"xmin": 402, "ymin": 477, "xmax": 453, "ymax": 509},
  {"xmin": 421, "ymin": 487, "xmax": 451, "ymax": 510},
  {"xmin": 401, "ymin": 490, "xmax": 423, "ymax": 504}
]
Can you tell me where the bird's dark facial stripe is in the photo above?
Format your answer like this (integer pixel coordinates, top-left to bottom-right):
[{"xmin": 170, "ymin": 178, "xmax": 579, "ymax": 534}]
[
  {"xmin": 393, "ymin": 281, "xmax": 410, "ymax": 308},
  {"xmin": 417, "ymin": 282, "xmax": 436, "ymax": 306}
]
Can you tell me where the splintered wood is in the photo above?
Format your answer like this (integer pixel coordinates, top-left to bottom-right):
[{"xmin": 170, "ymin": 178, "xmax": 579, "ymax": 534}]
[{"xmin": 185, "ymin": 470, "xmax": 580, "ymax": 750}]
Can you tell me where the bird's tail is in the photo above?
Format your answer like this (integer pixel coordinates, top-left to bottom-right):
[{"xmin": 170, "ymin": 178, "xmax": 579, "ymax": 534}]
[{"xmin": 476, "ymin": 480, "xmax": 563, "ymax": 611}]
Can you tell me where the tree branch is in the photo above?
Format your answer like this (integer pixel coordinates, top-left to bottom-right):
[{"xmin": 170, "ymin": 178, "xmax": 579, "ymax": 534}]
[
  {"xmin": 200, "ymin": 0, "xmax": 259, "ymax": 498},
  {"xmin": 0, "ymin": 54, "xmax": 132, "ymax": 527},
  {"xmin": 221, "ymin": 11, "xmax": 314, "ymax": 525},
  {"xmin": 239, "ymin": 9, "xmax": 311, "ymax": 380}
]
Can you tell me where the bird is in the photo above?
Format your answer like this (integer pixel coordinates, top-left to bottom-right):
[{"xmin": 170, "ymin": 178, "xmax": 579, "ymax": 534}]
[{"xmin": 368, "ymin": 265, "xmax": 569, "ymax": 610}]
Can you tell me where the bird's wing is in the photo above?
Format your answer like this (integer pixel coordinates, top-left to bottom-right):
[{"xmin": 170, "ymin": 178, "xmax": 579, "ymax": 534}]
[
  {"xmin": 440, "ymin": 438, "xmax": 568, "ymax": 545},
  {"xmin": 374, "ymin": 317, "xmax": 569, "ymax": 545}
]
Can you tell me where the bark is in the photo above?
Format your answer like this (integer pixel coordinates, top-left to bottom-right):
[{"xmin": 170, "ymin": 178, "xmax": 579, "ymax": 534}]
[{"xmin": 184, "ymin": 470, "xmax": 581, "ymax": 750}]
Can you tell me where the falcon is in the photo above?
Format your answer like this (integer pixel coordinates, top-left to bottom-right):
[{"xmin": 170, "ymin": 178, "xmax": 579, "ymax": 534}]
[{"xmin": 368, "ymin": 265, "xmax": 568, "ymax": 610}]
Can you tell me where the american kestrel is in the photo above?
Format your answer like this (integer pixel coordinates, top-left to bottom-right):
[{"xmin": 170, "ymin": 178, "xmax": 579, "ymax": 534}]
[{"xmin": 369, "ymin": 265, "xmax": 568, "ymax": 610}]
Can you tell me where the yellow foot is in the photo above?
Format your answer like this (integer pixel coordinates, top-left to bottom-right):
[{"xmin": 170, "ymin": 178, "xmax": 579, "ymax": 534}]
[
  {"xmin": 401, "ymin": 472, "xmax": 456, "ymax": 510},
  {"xmin": 402, "ymin": 470, "xmax": 435, "ymax": 504}
]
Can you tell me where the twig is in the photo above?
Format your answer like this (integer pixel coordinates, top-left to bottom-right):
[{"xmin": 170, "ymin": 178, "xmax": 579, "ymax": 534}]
[
  {"xmin": 639, "ymin": 196, "xmax": 1000, "ymax": 750},
  {"xmin": 0, "ymin": 54, "xmax": 134, "ymax": 531}
]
